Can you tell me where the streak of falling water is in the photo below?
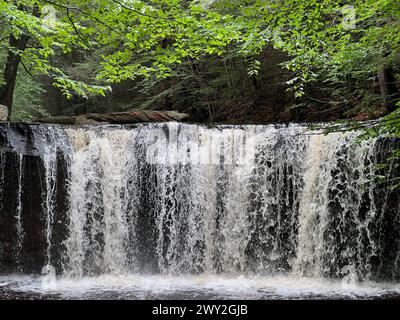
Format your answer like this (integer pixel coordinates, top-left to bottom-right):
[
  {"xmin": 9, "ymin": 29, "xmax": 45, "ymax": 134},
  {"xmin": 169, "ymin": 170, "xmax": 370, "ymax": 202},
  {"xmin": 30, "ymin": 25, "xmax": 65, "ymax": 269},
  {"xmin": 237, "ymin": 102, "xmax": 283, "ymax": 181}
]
[
  {"xmin": 32, "ymin": 126, "xmax": 73, "ymax": 269},
  {"xmin": 0, "ymin": 153, "xmax": 5, "ymax": 220},
  {"xmin": 63, "ymin": 128, "xmax": 134, "ymax": 277},
  {"xmin": 15, "ymin": 154, "xmax": 24, "ymax": 270},
  {"xmin": 292, "ymin": 131, "xmax": 380, "ymax": 278},
  {"xmin": 41, "ymin": 134, "xmax": 59, "ymax": 269},
  {"xmin": 293, "ymin": 133, "xmax": 330, "ymax": 276}
]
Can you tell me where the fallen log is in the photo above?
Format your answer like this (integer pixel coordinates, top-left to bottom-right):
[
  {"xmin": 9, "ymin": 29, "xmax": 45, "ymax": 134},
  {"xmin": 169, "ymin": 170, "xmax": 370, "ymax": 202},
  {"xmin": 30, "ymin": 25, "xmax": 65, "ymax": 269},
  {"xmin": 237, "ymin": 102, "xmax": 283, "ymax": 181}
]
[{"xmin": 36, "ymin": 109, "xmax": 190, "ymax": 125}]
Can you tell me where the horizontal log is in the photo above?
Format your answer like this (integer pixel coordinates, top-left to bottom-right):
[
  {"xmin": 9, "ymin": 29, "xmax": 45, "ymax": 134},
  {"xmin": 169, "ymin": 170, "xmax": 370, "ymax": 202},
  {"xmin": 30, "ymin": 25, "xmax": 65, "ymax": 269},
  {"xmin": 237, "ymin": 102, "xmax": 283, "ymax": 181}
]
[{"xmin": 36, "ymin": 110, "xmax": 190, "ymax": 125}]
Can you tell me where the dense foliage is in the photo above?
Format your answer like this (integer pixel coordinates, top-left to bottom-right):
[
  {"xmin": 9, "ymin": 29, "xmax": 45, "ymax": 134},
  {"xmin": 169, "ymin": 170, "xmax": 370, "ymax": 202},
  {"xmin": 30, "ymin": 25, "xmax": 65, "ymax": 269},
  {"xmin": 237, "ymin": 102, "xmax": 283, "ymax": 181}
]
[{"xmin": 0, "ymin": 0, "xmax": 398, "ymax": 139}]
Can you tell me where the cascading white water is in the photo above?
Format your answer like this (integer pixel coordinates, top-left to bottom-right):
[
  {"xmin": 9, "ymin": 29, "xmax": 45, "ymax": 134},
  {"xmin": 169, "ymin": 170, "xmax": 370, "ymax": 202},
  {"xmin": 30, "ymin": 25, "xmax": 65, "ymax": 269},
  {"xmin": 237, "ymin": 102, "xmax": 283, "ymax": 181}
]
[
  {"xmin": 0, "ymin": 122, "xmax": 399, "ymax": 286},
  {"xmin": 63, "ymin": 128, "xmax": 134, "ymax": 277},
  {"xmin": 293, "ymin": 131, "xmax": 391, "ymax": 279},
  {"xmin": 35, "ymin": 122, "xmax": 393, "ymax": 281}
]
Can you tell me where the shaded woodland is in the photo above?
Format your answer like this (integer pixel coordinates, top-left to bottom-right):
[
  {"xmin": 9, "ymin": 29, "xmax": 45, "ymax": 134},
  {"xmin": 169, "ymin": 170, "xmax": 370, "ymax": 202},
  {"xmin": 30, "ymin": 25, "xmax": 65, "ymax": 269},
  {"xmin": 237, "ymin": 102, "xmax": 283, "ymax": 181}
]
[{"xmin": 0, "ymin": 0, "xmax": 399, "ymax": 126}]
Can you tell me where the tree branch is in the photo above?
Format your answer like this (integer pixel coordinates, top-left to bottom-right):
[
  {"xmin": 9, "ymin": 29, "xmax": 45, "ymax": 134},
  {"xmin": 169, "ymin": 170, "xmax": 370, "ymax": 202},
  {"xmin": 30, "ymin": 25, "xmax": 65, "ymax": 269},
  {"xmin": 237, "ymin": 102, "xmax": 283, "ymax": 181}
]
[
  {"xmin": 43, "ymin": 0, "xmax": 122, "ymax": 34},
  {"xmin": 19, "ymin": 59, "xmax": 51, "ymax": 87},
  {"xmin": 65, "ymin": 8, "xmax": 98, "ymax": 56},
  {"xmin": 109, "ymin": 0, "xmax": 170, "ymax": 20}
]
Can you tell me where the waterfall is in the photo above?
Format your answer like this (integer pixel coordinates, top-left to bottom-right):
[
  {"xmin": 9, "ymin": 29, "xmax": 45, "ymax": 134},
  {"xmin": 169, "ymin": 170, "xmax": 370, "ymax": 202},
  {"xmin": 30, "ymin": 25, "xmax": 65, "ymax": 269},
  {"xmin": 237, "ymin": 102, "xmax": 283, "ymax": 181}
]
[
  {"xmin": 0, "ymin": 122, "xmax": 399, "ymax": 281},
  {"xmin": 63, "ymin": 128, "xmax": 133, "ymax": 277}
]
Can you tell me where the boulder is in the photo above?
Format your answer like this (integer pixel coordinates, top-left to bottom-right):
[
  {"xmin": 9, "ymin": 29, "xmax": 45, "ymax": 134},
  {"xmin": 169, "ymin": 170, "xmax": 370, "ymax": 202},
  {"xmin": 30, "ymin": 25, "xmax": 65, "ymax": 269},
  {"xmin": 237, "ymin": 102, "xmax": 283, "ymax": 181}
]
[{"xmin": 0, "ymin": 104, "xmax": 8, "ymax": 121}]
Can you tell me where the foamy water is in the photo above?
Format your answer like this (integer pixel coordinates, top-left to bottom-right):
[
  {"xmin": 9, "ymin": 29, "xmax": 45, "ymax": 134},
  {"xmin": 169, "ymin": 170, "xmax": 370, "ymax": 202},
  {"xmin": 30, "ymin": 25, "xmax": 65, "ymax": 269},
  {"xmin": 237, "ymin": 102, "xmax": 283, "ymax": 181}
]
[{"xmin": 0, "ymin": 274, "xmax": 399, "ymax": 300}]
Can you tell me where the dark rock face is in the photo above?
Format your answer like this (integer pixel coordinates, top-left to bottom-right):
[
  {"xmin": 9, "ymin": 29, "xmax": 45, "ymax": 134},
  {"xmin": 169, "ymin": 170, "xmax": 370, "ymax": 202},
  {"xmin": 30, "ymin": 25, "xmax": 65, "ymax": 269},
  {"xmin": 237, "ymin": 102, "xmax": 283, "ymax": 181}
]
[
  {"xmin": 19, "ymin": 154, "xmax": 47, "ymax": 274},
  {"xmin": 0, "ymin": 147, "xmax": 46, "ymax": 273},
  {"xmin": 0, "ymin": 124, "xmax": 69, "ymax": 274},
  {"xmin": 0, "ymin": 152, "xmax": 19, "ymax": 273}
]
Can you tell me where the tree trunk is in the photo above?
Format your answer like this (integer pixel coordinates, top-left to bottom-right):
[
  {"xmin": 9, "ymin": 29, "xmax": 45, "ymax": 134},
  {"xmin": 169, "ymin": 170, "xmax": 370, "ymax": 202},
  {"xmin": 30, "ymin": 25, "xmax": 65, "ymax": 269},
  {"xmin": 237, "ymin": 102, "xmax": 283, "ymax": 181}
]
[
  {"xmin": 378, "ymin": 66, "xmax": 400, "ymax": 113},
  {"xmin": 36, "ymin": 109, "xmax": 190, "ymax": 124},
  {"xmin": 0, "ymin": 33, "xmax": 30, "ymax": 120}
]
